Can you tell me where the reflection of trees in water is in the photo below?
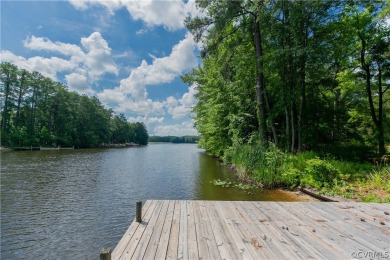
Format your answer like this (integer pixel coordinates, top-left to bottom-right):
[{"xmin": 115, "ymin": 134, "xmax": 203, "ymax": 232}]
[
  {"xmin": 196, "ymin": 152, "xmax": 302, "ymax": 201},
  {"xmin": 196, "ymin": 152, "xmax": 243, "ymax": 200}
]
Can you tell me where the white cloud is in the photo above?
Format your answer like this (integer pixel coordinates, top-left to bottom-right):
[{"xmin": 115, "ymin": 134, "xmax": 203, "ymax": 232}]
[
  {"xmin": 2, "ymin": 0, "xmax": 203, "ymax": 136},
  {"xmin": 153, "ymin": 120, "xmax": 198, "ymax": 136},
  {"xmin": 122, "ymin": 1, "xmax": 185, "ymax": 30},
  {"xmin": 128, "ymin": 116, "xmax": 164, "ymax": 124},
  {"xmin": 0, "ymin": 50, "xmax": 74, "ymax": 80},
  {"xmin": 68, "ymin": 0, "xmax": 122, "ymax": 14},
  {"xmin": 136, "ymin": 28, "xmax": 149, "ymax": 35},
  {"xmin": 65, "ymin": 73, "xmax": 96, "ymax": 95},
  {"xmin": 68, "ymin": 0, "xmax": 91, "ymax": 10},
  {"xmin": 166, "ymin": 84, "xmax": 198, "ymax": 119},
  {"xmin": 97, "ymin": 88, "xmax": 127, "ymax": 104},
  {"xmin": 97, "ymin": 33, "xmax": 198, "ymax": 116},
  {"xmin": 166, "ymin": 96, "xmax": 179, "ymax": 107},
  {"xmin": 147, "ymin": 117, "xmax": 165, "ymax": 124},
  {"xmin": 80, "ymin": 32, "xmax": 119, "ymax": 78},
  {"xmin": 68, "ymin": 0, "xmax": 204, "ymax": 31},
  {"xmin": 6, "ymin": 32, "xmax": 119, "ymax": 93},
  {"xmin": 113, "ymin": 50, "xmax": 137, "ymax": 60},
  {"xmin": 127, "ymin": 115, "xmax": 166, "ymax": 136},
  {"xmin": 168, "ymin": 105, "xmax": 190, "ymax": 119},
  {"xmin": 94, "ymin": 33, "xmax": 199, "ymax": 136},
  {"xmin": 120, "ymin": 32, "xmax": 197, "ymax": 94},
  {"xmin": 24, "ymin": 32, "xmax": 119, "ymax": 79},
  {"xmin": 24, "ymin": 35, "xmax": 84, "ymax": 57},
  {"xmin": 116, "ymin": 99, "xmax": 165, "ymax": 115},
  {"xmin": 180, "ymin": 84, "xmax": 198, "ymax": 106}
]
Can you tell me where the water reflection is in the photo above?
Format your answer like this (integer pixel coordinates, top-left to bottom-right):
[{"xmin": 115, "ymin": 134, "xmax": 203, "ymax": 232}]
[{"xmin": 1, "ymin": 144, "xmax": 305, "ymax": 259}]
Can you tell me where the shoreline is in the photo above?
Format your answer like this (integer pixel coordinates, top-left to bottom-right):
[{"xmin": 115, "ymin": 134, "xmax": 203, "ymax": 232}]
[
  {"xmin": 274, "ymin": 188, "xmax": 320, "ymax": 202},
  {"xmin": 0, "ymin": 144, "xmax": 146, "ymax": 152},
  {"xmin": 222, "ymin": 161, "xmax": 356, "ymax": 202}
]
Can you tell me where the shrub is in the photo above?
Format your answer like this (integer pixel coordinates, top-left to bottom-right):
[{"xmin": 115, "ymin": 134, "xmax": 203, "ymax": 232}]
[
  {"xmin": 317, "ymin": 143, "xmax": 375, "ymax": 161},
  {"xmin": 301, "ymin": 158, "xmax": 340, "ymax": 189}
]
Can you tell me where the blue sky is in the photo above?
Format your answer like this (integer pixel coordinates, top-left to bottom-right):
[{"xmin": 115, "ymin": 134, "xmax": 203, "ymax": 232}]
[{"xmin": 1, "ymin": 0, "xmax": 203, "ymax": 136}]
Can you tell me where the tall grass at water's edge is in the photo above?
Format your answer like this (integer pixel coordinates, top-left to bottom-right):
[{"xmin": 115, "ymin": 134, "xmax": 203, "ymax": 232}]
[{"xmin": 223, "ymin": 141, "xmax": 389, "ymax": 202}]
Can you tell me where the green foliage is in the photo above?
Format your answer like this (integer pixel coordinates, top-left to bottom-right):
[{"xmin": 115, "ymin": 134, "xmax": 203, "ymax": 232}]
[
  {"xmin": 357, "ymin": 167, "xmax": 390, "ymax": 203},
  {"xmin": 326, "ymin": 160, "xmax": 371, "ymax": 179},
  {"xmin": 300, "ymin": 159, "xmax": 340, "ymax": 189},
  {"xmin": 317, "ymin": 143, "xmax": 375, "ymax": 161},
  {"xmin": 211, "ymin": 179, "xmax": 235, "ymax": 188},
  {"xmin": 183, "ymin": 21, "xmax": 258, "ymax": 157},
  {"xmin": 39, "ymin": 126, "xmax": 52, "ymax": 145},
  {"xmin": 210, "ymin": 179, "xmax": 256, "ymax": 194},
  {"xmin": 182, "ymin": 0, "xmax": 390, "ymax": 202},
  {"xmin": 148, "ymin": 135, "xmax": 199, "ymax": 143},
  {"xmin": 223, "ymin": 140, "xmax": 387, "ymax": 200},
  {"xmin": 226, "ymin": 138, "xmax": 291, "ymax": 187},
  {"xmin": 184, "ymin": 0, "xmax": 389, "ymax": 159},
  {"xmin": 134, "ymin": 122, "xmax": 149, "ymax": 145},
  {"xmin": 0, "ymin": 63, "xmax": 148, "ymax": 148}
]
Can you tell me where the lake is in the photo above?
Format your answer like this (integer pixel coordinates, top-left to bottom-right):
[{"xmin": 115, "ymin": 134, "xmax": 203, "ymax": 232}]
[{"xmin": 1, "ymin": 143, "xmax": 308, "ymax": 259}]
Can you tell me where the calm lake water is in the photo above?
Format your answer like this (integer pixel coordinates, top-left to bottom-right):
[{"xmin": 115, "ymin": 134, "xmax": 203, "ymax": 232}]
[{"xmin": 1, "ymin": 143, "xmax": 306, "ymax": 259}]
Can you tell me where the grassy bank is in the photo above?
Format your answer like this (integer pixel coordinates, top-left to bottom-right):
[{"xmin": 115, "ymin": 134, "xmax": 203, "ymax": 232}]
[{"xmin": 222, "ymin": 141, "xmax": 390, "ymax": 203}]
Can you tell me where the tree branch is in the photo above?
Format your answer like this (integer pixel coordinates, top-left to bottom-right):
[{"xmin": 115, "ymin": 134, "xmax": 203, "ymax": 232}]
[{"xmin": 382, "ymin": 85, "xmax": 389, "ymax": 94}]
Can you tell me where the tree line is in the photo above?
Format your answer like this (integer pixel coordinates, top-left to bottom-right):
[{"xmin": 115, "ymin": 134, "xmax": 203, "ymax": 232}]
[
  {"xmin": 148, "ymin": 135, "xmax": 199, "ymax": 143},
  {"xmin": 184, "ymin": 0, "xmax": 389, "ymax": 158},
  {"xmin": 0, "ymin": 63, "xmax": 148, "ymax": 148}
]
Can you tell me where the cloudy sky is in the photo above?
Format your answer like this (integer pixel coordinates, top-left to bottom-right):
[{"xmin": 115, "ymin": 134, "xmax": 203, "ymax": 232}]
[{"xmin": 1, "ymin": 0, "xmax": 203, "ymax": 136}]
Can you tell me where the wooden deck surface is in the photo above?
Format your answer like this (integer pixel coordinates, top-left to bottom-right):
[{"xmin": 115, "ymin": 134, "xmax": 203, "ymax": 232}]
[{"xmin": 112, "ymin": 200, "xmax": 390, "ymax": 259}]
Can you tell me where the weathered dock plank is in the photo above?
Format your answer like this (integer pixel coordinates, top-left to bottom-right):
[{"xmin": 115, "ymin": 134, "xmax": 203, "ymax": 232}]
[
  {"xmin": 304, "ymin": 203, "xmax": 389, "ymax": 251},
  {"xmin": 177, "ymin": 200, "xmax": 188, "ymax": 260},
  {"xmin": 155, "ymin": 200, "xmax": 176, "ymax": 259},
  {"xmin": 111, "ymin": 200, "xmax": 154, "ymax": 259},
  {"xmin": 205, "ymin": 201, "xmax": 240, "ymax": 259},
  {"xmin": 166, "ymin": 200, "xmax": 181, "ymax": 260},
  {"xmin": 145, "ymin": 200, "xmax": 174, "ymax": 259},
  {"xmin": 111, "ymin": 201, "xmax": 390, "ymax": 260},
  {"xmin": 131, "ymin": 200, "xmax": 167, "ymax": 259},
  {"xmin": 186, "ymin": 200, "xmax": 199, "ymax": 259}
]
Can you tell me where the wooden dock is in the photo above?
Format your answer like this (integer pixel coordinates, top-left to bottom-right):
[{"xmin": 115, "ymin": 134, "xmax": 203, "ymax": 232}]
[{"xmin": 110, "ymin": 200, "xmax": 390, "ymax": 259}]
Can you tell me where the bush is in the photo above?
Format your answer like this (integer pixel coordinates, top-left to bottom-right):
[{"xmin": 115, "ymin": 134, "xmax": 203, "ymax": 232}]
[
  {"xmin": 227, "ymin": 139, "xmax": 293, "ymax": 187},
  {"xmin": 227, "ymin": 139, "xmax": 266, "ymax": 179},
  {"xmin": 317, "ymin": 143, "xmax": 375, "ymax": 161},
  {"xmin": 301, "ymin": 158, "xmax": 340, "ymax": 189},
  {"xmin": 255, "ymin": 142, "xmax": 287, "ymax": 187},
  {"xmin": 223, "ymin": 137, "xmax": 384, "ymax": 196}
]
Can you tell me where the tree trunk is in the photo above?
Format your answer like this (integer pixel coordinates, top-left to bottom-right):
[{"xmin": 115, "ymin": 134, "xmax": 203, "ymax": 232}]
[
  {"xmin": 264, "ymin": 88, "xmax": 278, "ymax": 145},
  {"xmin": 253, "ymin": 15, "xmax": 267, "ymax": 144},
  {"xmin": 285, "ymin": 108, "xmax": 290, "ymax": 152},
  {"xmin": 30, "ymin": 84, "xmax": 38, "ymax": 136},
  {"xmin": 297, "ymin": 7, "xmax": 307, "ymax": 152},
  {"xmin": 290, "ymin": 102, "xmax": 296, "ymax": 152},
  {"xmin": 281, "ymin": 1, "xmax": 291, "ymax": 151},
  {"xmin": 377, "ymin": 64, "xmax": 385, "ymax": 155},
  {"xmin": 298, "ymin": 55, "xmax": 306, "ymax": 151},
  {"xmin": 361, "ymin": 39, "xmax": 378, "ymax": 125},
  {"xmin": 360, "ymin": 37, "xmax": 384, "ymax": 155},
  {"xmin": 1, "ymin": 75, "xmax": 11, "ymax": 133},
  {"xmin": 15, "ymin": 73, "xmax": 27, "ymax": 128},
  {"xmin": 332, "ymin": 88, "xmax": 340, "ymax": 143}
]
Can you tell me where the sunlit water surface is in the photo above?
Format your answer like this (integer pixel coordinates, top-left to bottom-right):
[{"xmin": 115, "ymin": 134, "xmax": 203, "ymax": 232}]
[{"xmin": 1, "ymin": 143, "xmax": 306, "ymax": 259}]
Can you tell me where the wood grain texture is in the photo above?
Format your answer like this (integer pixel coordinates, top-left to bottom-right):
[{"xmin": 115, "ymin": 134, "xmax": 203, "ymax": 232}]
[{"xmin": 112, "ymin": 201, "xmax": 390, "ymax": 260}]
